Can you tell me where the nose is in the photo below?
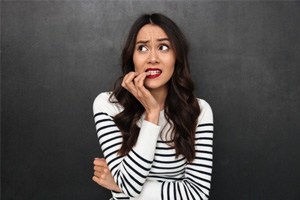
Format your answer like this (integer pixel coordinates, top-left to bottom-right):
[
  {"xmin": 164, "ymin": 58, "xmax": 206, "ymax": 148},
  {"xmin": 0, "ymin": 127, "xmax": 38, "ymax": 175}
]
[{"xmin": 148, "ymin": 49, "xmax": 159, "ymax": 64}]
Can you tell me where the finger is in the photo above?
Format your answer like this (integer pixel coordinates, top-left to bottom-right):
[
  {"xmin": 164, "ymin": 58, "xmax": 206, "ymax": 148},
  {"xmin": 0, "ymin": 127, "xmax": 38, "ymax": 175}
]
[
  {"xmin": 122, "ymin": 72, "xmax": 140, "ymax": 96},
  {"xmin": 92, "ymin": 176, "xmax": 106, "ymax": 187},
  {"xmin": 94, "ymin": 165, "xmax": 109, "ymax": 174},
  {"xmin": 101, "ymin": 173, "xmax": 107, "ymax": 179},
  {"xmin": 125, "ymin": 72, "xmax": 139, "ymax": 88},
  {"xmin": 94, "ymin": 170, "xmax": 107, "ymax": 179},
  {"xmin": 133, "ymin": 72, "xmax": 147, "ymax": 87},
  {"xmin": 133, "ymin": 73, "xmax": 148, "ymax": 99},
  {"xmin": 94, "ymin": 157, "xmax": 106, "ymax": 161},
  {"xmin": 94, "ymin": 171, "xmax": 102, "ymax": 178},
  {"xmin": 135, "ymin": 74, "xmax": 152, "ymax": 97},
  {"xmin": 95, "ymin": 167, "xmax": 109, "ymax": 174},
  {"xmin": 94, "ymin": 158, "xmax": 108, "ymax": 167},
  {"xmin": 94, "ymin": 166, "xmax": 104, "ymax": 172},
  {"xmin": 103, "ymin": 168, "xmax": 108, "ymax": 173},
  {"xmin": 97, "ymin": 158, "xmax": 107, "ymax": 163},
  {"xmin": 93, "ymin": 161, "xmax": 106, "ymax": 168},
  {"xmin": 121, "ymin": 72, "xmax": 137, "ymax": 89}
]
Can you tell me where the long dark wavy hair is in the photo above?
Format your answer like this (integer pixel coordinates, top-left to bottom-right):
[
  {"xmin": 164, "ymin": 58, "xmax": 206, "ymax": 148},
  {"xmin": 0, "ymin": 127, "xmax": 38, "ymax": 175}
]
[{"xmin": 110, "ymin": 13, "xmax": 200, "ymax": 162}]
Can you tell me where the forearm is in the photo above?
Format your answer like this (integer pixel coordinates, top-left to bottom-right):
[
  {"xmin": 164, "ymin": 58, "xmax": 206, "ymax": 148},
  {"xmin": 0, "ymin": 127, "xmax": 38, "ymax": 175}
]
[
  {"xmin": 130, "ymin": 180, "xmax": 162, "ymax": 200},
  {"xmin": 113, "ymin": 120, "xmax": 160, "ymax": 197},
  {"xmin": 95, "ymin": 109, "xmax": 161, "ymax": 197},
  {"xmin": 130, "ymin": 101, "xmax": 214, "ymax": 200}
]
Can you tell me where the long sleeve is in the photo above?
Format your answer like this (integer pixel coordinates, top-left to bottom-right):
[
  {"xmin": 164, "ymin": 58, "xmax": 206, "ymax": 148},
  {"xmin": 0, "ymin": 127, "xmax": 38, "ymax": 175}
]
[
  {"xmin": 93, "ymin": 93, "xmax": 213, "ymax": 200},
  {"xmin": 93, "ymin": 92, "xmax": 161, "ymax": 198},
  {"xmin": 131, "ymin": 99, "xmax": 214, "ymax": 200}
]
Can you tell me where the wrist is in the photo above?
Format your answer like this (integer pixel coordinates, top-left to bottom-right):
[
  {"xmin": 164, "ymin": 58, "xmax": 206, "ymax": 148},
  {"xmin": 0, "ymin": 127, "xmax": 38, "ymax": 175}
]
[
  {"xmin": 145, "ymin": 110, "xmax": 160, "ymax": 125},
  {"xmin": 112, "ymin": 186, "xmax": 121, "ymax": 193}
]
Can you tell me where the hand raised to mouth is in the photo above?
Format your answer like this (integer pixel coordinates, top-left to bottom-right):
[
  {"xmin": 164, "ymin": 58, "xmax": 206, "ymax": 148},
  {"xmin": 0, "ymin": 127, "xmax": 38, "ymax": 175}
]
[{"xmin": 121, "ymin": 71, "xmax": 161, "ymax": 124}]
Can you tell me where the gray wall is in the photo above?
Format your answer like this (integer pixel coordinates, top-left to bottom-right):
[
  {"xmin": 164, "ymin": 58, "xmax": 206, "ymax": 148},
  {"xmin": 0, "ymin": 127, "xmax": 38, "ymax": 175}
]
[{"xmin": 1, "ymin": 1, "xmax": 300, "ymax": 199}]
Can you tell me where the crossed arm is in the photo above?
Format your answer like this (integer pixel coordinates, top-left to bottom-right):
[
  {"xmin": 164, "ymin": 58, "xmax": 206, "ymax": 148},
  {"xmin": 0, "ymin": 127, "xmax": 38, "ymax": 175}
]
[
  {"xmin": 93, "ymin": 157, "xmax": 121, "ymax": 192},
  {"xmin": 92, "ymin": 94, "xmax": 213, "ymax": 199}
]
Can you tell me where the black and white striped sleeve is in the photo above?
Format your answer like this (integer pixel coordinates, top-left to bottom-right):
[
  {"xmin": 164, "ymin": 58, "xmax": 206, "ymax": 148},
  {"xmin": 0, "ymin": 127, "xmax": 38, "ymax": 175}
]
[
  {"xmin": 133, "ymin": 99, "xmax": 214, "ymax": 200},
  {"xmin": 161, "ymin": 99, "xmax": 214, "ymax": 200},
  {"xmin": 93, "ymin": 93, "xmax": 161, "ymax": 199}
]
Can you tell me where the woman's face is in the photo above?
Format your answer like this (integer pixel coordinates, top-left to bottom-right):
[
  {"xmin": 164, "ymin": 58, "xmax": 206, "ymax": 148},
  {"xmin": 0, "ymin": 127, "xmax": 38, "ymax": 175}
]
[{"xmin": 133, "ymin": 24, "xmax": 176, "ymax": 92}]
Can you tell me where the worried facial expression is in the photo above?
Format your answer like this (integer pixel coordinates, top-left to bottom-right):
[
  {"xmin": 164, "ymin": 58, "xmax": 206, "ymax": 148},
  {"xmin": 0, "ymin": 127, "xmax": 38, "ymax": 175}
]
[{"xmin": 133, "ymin": 24, "xmax": 176, "ymax": 92}]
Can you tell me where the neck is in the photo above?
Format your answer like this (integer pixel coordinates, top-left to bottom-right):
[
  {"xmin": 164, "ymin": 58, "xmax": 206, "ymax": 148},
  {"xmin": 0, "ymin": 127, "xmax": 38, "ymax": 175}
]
[{"xmin": 149, "ymin": 86, "xmax": 168, "ymax": 111}]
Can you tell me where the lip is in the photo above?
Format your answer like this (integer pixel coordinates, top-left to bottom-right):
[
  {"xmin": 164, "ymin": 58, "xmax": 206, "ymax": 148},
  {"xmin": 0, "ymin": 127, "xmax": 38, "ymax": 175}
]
[{"xmin": 145, "ymin": 68, "xmax": 162, "ymax": 79}]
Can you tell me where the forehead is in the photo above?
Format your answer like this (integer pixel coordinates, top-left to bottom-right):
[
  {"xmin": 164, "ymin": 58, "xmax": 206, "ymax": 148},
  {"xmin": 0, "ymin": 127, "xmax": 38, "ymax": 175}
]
[{"xmin": 136, "ymin": 24, "xmax": 168, "ymax": 40}]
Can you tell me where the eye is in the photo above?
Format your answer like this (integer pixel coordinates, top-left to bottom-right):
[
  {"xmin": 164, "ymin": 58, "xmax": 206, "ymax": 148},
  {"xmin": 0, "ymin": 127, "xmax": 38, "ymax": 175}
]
[
  {"xmin": 159, "ymin": 44, "xmax": 169, "ymax": 51},
  {"xmin": 137, "ymin": 45, "xmax": 148, "ymax": 52}
]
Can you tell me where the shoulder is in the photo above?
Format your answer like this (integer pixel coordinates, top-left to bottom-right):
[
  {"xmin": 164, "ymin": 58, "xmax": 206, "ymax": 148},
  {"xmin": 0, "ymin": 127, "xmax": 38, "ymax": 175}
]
[
  {"xmin": 196, "ymin": 98, "xmax": 214, "ymax": 124},
  {"xmin": 93, "ymin": 91, "xmax": 122, "ymax": 116}
]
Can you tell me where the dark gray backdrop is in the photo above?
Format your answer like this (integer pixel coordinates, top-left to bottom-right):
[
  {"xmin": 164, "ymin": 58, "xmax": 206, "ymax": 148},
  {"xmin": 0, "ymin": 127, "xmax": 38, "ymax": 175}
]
[{"xmin": 1, "ymin": 1, "xmax": 300, "ymax": 200}]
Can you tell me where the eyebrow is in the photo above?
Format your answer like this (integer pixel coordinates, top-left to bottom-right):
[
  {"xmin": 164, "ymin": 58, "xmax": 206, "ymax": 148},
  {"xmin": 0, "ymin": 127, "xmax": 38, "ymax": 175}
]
[{"xmin": 136, "ymin": 37, "xmax": 170, "ymax": 44}]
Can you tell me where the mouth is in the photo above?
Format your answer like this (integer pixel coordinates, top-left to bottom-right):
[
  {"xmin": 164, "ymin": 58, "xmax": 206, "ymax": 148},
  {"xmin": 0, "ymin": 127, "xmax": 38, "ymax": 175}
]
[{"xmin": 145, "ymin": 68, "xmax": 162, "ymax": 79}]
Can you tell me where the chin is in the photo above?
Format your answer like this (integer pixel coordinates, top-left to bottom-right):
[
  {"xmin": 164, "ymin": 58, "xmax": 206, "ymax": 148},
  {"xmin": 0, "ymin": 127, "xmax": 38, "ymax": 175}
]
[
  {"xmin": 145, "ymin": 84, "xmax": 159, "ymax": 90},
  {"xmin": 145, "ymin": 82, "xmax": 168, "ymax": 91}
]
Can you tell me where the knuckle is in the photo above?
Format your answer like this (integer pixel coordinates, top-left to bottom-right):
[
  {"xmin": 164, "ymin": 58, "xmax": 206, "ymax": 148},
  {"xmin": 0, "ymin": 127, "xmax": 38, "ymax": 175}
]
[
  {"xmin": 125, "ymin": 80, "xmax": 132, "ymax": 85},
  {"xmin": 136, "ymin": 92, "xmax": 142, "ymax": 98},
  {"xmin": 136, "ymin": 84, "xmax": 143, "ymax": 90}
]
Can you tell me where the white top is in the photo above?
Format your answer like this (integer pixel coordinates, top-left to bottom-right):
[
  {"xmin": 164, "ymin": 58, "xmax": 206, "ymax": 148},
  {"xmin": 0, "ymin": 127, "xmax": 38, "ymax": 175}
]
[{"xmin": 93, "ymin": 92, "xmax": 214, "ymax": 200}]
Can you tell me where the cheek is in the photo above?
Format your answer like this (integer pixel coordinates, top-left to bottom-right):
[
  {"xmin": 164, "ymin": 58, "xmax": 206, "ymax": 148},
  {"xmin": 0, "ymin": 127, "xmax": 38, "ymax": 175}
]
[
  {"xmin": 163, "ymin": 57, "xmax": 176, "ymax": 73},
  {"xmin": 133, "ymin": 53, "xmax": 143, "ymax": 72},
  {"xmin": 168, "ymin": 62, "xmax": 176, "ymax": 79},
  {"xmin": 168, "ymin": 67, "xmax": 175, "ymax": 79}
]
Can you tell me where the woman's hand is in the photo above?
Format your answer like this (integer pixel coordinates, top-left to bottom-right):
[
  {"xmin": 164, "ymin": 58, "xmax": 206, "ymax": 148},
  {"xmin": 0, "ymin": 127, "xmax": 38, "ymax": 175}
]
[
  {"xmin": 92, "ymin": 158, "xmax": 121, "ymax": 192},
  {"xmin": 121, "ymin": 72, "xmax": 160, "ymax": 124}
]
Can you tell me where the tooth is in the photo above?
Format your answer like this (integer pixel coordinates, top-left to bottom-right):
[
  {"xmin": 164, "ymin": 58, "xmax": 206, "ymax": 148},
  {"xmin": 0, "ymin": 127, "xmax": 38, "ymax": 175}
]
[{"xmin": 149, "ymin": 70, "xmax": 160, "ymax": 75}]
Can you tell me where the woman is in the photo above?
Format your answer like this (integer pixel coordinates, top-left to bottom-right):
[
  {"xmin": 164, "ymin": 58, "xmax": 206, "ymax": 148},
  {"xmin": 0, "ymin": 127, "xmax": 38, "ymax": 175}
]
[{"xmin": 92, "ymin": 13, "xmax": 213, "ymax": 200}]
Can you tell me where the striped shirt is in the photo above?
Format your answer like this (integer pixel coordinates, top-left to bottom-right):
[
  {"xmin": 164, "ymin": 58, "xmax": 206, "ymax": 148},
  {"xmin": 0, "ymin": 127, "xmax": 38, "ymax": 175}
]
[{"xmin": 93, "ymin": 92, "xmax": 214, "ymax": 200}]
